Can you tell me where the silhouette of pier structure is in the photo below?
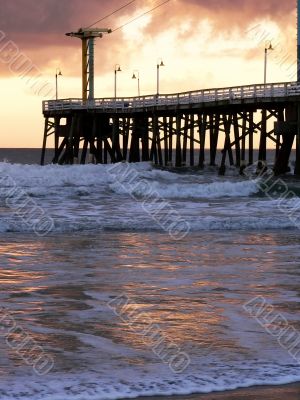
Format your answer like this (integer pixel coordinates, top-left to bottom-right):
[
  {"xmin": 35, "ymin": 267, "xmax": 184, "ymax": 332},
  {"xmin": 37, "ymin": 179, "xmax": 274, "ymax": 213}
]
[
  {"xmin": 41, "ymin": 82, "xmax": 300, "ymax": 175},
  {"xmin": 41, "ymin": 1, "xmax": 300, "ymax": 176}
]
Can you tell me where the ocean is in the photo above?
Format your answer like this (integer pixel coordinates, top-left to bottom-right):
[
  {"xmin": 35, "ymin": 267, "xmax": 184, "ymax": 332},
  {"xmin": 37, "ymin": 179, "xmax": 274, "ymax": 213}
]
[{"xmin": 0, "ymin": 149, "xmax": 300, "ymax": 400}]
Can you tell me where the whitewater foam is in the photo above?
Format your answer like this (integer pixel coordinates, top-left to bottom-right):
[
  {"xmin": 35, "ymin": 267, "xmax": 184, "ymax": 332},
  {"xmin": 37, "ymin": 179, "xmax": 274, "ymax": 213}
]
[
  {"xmin": 0, "ymin": 162, "xmax": 299, "ymax": 234},
  {"xmin": 110, "ymin": 179, "xmax": 260, "ymax": 199},
  {"xmin": 0, "ymin": 360, "xmax": 299, "ymax": 400}
]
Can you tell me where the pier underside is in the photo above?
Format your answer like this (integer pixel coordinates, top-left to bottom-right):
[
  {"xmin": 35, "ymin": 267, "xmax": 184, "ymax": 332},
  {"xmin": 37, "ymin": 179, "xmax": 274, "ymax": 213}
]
[{"xmin": 41, "ymin": 101, "xmax": 300, "ymax": 175}]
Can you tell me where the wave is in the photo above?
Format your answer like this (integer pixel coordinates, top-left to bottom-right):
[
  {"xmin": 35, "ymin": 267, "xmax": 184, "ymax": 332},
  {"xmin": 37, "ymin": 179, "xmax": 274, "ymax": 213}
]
[
  {"xmin": 0, "ymin": 161, "xmax": 262, "ymax": 202},
  {"xmin": 0, "ymin": 162, "xmax": 112, "ymax": 188},
  {"xmin": 110, "ymin": 179, "xmax": 260, "ymax": 199},
  {"xmin": 0, "ymin": 361, "xmax": 299, "ymax": 400},
  {"xmin": 0, "ymin": 212, "xmax": 297, "ymax": 235},
  {"xmin": 1, "ymin": 162, "xmax": 299, "ymax": 235}
]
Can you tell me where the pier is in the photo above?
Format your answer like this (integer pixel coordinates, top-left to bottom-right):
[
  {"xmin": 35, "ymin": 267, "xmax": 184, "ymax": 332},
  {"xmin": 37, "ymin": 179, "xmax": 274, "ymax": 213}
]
[
  {"xmin": 41, "ymin": 0, "xmax": 300, "ymax": 176},
  {"xmin": 42, "ymin": 82, "xmax": 300, "ymax": 175}
]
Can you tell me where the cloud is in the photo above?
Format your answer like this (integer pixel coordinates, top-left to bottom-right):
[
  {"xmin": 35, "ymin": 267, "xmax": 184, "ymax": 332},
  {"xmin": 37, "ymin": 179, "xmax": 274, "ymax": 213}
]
[
  {"xmin": 0, "ymin": 0, "xmax": 148, "ymax": 76},
  {"xmin": 145, "ymin": 0, "xmax": 295, "ymax": 36},
  {"xmin": 0, "ymin": 0, "xmax": 296, "ymax": 79},
  {"xmin": 179, "ymin": 0, "xmax": 294, "ymax": 24}
]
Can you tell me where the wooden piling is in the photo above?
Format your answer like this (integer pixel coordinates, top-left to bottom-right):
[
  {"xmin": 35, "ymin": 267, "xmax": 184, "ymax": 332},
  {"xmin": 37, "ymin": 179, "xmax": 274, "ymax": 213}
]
[
  {"xmin": 175, "ymin": 114, "xmax": 182, "ymax": 167},
  {"xmin": 190, "ymin": 114, "xmax": 195, "ymax": 167},
  {"xmin": 41, "ymin": 86, "xmax": 300, "ymax": 175},
  {"xmin": 199, "ymin": 114, "xmax": 207, "ymax": 168}
]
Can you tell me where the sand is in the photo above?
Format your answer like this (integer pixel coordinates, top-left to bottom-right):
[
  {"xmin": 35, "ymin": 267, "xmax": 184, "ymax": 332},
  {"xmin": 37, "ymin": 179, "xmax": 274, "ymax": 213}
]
[{"xmin": 130, "ymin": 382, "xmax": 300, "ymax": 400}]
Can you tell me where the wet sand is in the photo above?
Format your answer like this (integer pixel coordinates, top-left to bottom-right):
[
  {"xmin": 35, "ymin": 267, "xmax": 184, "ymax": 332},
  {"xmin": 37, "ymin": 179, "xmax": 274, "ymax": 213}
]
[{"xmin": 131, "ymin": 383, "xmax": 300, "ymax": 400}]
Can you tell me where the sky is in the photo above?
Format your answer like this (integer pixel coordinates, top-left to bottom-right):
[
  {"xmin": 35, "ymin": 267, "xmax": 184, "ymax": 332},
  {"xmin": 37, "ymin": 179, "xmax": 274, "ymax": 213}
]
[{"xmin": 0, "ymin": 0, "xmax": 297, "ymax": 148}]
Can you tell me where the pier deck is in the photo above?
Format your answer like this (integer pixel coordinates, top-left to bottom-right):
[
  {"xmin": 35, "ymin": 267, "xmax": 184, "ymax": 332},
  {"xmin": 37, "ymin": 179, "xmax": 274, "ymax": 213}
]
[{"xmin": 41, "ymin": 81, "xmax": 300, "ymax": 175}]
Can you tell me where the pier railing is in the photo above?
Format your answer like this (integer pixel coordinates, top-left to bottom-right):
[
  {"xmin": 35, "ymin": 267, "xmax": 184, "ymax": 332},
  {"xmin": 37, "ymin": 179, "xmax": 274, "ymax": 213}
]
[{"xmin": 43, "ymin": 81, "xmax": 300, "ymax": 112}]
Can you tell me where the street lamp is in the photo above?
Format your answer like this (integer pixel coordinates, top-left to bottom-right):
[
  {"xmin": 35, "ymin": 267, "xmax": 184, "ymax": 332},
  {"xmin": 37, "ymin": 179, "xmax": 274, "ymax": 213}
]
[
  {"xmin": 264, "ymin": 41, "xmax": 273, "ymax": 85},
  {"xmin": 156, "ymin": 58, "xmax": 165, "ymax": 96},
  {"xmin": 114, "ymin": 64, "xmax": 122, "ymax": 99},
  {"xmin": 55, "ymin": 69, "xmax": 62, "ymax": 100},
  {"xmin": 132, "ymin": 70, "xmax": 140, "ymax": 97}
]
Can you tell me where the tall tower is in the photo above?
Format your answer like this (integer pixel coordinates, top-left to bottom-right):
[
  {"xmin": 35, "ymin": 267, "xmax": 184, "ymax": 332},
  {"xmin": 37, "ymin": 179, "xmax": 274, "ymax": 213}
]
[{"xmin": 66, "ymin": 28, "xmax": 111, "ymax": 101}]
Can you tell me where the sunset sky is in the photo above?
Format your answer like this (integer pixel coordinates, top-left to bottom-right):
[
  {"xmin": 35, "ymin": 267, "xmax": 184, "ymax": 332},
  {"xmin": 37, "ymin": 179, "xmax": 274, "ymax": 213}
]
[{"xmin": 0, "ymin": 0, "xmax": 297, "ymax": 148}]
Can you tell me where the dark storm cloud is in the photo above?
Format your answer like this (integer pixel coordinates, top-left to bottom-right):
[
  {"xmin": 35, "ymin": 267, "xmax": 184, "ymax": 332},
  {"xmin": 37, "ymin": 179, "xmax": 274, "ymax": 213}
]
[
  {"xmin": 0, "ymin": 0, "xmax": 141, "ymax": 75},
  {"xmin": 1, "ymin": 0, "xmax": 295, "ymax": 43},
  {"xmin": 0, "ymin": 0, "xmax": 134, "ymax": 43},
  {"xmin": 0, "ymin": 0, "xmax": 296, "ymax": 76}
]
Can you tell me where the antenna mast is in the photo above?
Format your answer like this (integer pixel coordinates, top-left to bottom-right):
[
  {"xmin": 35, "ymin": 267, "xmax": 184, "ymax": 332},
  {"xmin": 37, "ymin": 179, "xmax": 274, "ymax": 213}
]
[{"xmin": 66, "ymin": 28, "xmax": 111, "ymax": 101}]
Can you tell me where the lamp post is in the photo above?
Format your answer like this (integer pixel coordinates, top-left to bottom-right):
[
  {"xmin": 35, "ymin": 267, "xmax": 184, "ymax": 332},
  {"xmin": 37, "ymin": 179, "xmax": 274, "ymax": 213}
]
[
  {"xmin": 114, "ymin": 64, "xmax": 122, "ymax": 99},
  {"xmin": 156, "ymin": 58, "xmax": 165, "ymax": 96},
  {"xmin": 55, "ymin": 69, "xmax": 62, "ymax": 100},
  {"xmin": 264, "ymin": 41, "xmax": 273, "ymax": 85},
  {"xmin": 132, "ymin": 70, "xmax": 140, "ymax": 97}
]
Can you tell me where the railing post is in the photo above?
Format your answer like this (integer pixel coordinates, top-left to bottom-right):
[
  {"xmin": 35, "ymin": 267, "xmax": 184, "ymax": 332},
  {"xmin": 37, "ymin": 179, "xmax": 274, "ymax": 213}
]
[{"xmin": 44, "ymin": 82, "xmax": 296, "ymax": 112}]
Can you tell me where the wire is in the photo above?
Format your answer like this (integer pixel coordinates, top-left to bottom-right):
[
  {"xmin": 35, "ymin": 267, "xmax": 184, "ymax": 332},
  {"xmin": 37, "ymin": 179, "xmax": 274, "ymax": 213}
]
[
  {"xmin": 86, "ymin": 0, "xmax": 137, "ymax": 28},
  {"xmin": 112, "ymin": 0, "xmax": 171, "ymax": 32}
]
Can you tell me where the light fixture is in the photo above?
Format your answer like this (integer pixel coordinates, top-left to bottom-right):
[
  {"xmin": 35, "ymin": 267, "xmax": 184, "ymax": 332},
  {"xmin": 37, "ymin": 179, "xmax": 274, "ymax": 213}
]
[
  {"xmin": 55, "ymin": 69, "xmax": 63, "ymax": 100},
  {"xmin": 264, "ymin": 41, "xmax": 274, "ymax": 85},
  {"xmin": 132, "ymin": 70, "xmax": 140, "ymax": 97},
  {"xmin": 156, "ymin": 59, "xmax": 165, "ymax": 96},
  {"xmin": 114, "ymin": 64, "xmax": 122, "ymax": 99}
]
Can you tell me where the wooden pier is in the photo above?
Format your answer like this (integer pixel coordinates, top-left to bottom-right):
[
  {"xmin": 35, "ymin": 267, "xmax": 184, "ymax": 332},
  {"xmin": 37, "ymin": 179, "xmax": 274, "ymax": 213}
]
[{"xmin": 41, "ymin": 81, "xmax": 300, "ymax": 175}]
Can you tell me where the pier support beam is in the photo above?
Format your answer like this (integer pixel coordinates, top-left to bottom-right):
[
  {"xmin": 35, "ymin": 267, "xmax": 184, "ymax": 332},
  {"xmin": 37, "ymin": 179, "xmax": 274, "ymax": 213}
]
[
  {"xmin": 175, "ymin": 115, "xmax": 182, "ymax": 167},
  {"xmin": 274, "ymin": 105, "xmax": 296, "ymax": 175},
  {"xmin": 258, "ymin": 109, "xmax": 267, "ymax": 167},
  {"xmin": 295, "ymin": 104, "xmax": 300, "ymax": 175},
  {"xmin": 41, "ymin": 101, "xmax": 298, "ymax": 174},
  {"xmin": 199, "ymin": 114, "xmax": 206, "ymax": 168}
]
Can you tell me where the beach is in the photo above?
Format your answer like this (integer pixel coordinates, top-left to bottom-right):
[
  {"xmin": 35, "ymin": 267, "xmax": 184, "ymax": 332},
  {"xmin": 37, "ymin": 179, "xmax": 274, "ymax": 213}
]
[
  {"xmin": 0, "ymin": 153, "xmax": 299, "ymax": 399},
  {"xmin": 134, "ymin": 383, "xmax": 300, "ymax": 399}
]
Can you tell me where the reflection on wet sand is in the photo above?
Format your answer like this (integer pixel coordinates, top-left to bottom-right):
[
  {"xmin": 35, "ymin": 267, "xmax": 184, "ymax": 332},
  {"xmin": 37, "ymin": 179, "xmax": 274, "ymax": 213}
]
[{"xmin": 0, "ymin": 231, "xmax": 299, "ymax": 397}]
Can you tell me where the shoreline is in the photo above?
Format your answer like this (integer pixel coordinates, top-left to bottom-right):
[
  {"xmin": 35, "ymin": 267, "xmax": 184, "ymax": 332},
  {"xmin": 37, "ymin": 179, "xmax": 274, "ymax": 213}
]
[{"xmin": 129, "ymin": 382, "xmax": 300, "ymax": 400}]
